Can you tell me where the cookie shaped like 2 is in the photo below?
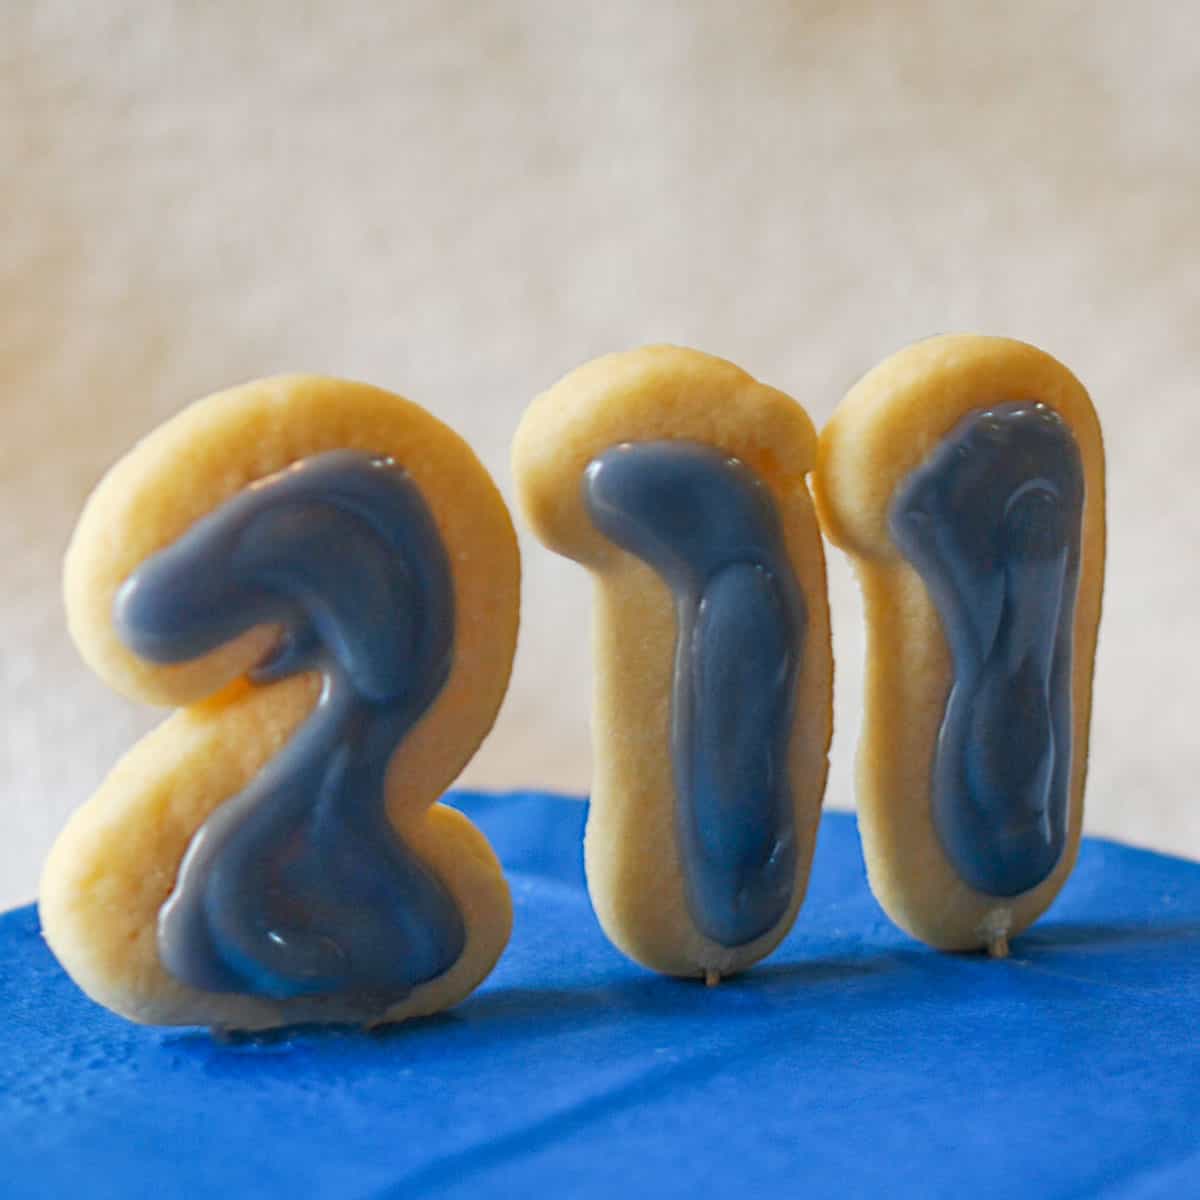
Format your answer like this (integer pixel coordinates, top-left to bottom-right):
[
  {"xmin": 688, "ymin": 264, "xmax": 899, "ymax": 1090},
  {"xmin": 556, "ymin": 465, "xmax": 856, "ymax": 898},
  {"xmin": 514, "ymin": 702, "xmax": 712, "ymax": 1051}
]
[
  {"xmin": 42, "ymin": 376, "xmax": 520, "ymax": 1029},
  {"xmin": 813, "ymin": 335, "xmax": 1105, "ymax": 954},
  {"xmin": 513, "ymin": 346, "xmax": 832, "ymax": 980}
]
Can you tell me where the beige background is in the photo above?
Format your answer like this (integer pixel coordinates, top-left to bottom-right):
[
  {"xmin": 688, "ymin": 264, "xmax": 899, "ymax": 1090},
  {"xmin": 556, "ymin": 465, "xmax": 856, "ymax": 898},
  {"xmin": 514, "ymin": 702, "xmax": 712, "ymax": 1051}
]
[{"xmin": 2, "ymin": 2, "xmax": 1197, "ymax": 909}]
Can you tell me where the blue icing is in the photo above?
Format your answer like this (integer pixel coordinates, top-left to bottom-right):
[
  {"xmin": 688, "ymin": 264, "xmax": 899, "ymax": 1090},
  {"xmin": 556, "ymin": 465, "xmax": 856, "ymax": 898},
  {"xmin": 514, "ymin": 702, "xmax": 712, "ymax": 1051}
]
[
  {"xmin": 890, "ymin": 402, "xmax": 1085, "ymax": 897},
  {"xmin": 584, "ymin": 441, "xmax": 804, "ymax": 947},
  {"xmin": 114, "ymin": 450, "xmax": 465, "ymax": 1006}
]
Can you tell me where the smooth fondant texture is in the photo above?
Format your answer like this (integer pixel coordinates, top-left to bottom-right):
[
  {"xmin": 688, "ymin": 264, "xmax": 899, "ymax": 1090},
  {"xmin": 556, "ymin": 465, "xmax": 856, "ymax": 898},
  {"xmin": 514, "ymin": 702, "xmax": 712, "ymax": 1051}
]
[
  {"xmin": 5, "ymin": 793, "xmax": 1199, "ymax": 1200},
  {"xmin": 585, "ymin": 441, "xmax": 803, "ymax": 947}
]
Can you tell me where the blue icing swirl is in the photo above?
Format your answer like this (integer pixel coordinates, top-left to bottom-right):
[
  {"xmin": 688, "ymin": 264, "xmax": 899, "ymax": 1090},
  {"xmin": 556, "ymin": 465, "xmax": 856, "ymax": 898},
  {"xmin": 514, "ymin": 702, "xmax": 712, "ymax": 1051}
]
[
  {"xmin": 890, "ymin": 402, "xmax": 1085, "ymax": 897},
  {"xmin": 584, "ymin": 441, "xmax": 804, "ymax": 948},
  {"xmin": 114, "ymin": 450, "xmax": 465, "ymax": 1004}
]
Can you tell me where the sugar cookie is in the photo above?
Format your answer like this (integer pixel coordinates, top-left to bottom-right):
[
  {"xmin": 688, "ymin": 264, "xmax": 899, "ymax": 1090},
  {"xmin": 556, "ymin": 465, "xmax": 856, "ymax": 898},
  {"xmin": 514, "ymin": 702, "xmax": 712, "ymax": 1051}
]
[
  {"xmin": 41, "ymin": 376, "xmax": 520, "ymax": 1029},
  {"xmin": 813, "ymin": 335, "xmax": 1105, "ymax": 954},
  {"xmin": 513, "ymin": 346, "xmax": 832, "ymax": 980}
]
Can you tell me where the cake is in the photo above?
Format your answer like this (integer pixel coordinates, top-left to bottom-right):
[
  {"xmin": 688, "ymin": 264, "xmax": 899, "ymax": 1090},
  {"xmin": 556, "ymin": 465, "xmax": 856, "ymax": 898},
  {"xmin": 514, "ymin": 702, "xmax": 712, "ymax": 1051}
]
[{"xmin": 5, "ymin": 794, "xmax": 1199, "ymax": 1197}]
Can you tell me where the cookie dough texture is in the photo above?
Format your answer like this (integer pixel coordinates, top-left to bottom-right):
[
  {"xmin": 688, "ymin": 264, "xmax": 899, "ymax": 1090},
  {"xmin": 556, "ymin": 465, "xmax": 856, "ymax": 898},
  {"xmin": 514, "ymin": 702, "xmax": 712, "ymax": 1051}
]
[
  {"xmin": 813, "ymin": 335, "xmax": 1105, "ymax": 952},
  {"xmin": 513, "ymin": 345, "xmax": 833, "ymax": 979},
  {"xmin": 42, "ymin": 376, "xmax": 520, "ymax": 1029}
]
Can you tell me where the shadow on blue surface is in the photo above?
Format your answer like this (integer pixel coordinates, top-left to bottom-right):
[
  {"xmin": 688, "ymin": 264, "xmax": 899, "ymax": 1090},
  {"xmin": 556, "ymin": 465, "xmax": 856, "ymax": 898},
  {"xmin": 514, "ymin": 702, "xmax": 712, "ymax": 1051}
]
[{"xmin": 1018, "ymin": 919, "xmax": 1200, "ymax": 950}]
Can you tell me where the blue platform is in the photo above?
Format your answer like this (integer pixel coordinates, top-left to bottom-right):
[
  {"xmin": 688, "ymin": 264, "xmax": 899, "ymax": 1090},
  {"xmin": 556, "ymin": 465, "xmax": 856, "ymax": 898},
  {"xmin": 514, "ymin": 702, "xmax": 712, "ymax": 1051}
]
[{"xmin": 3, "ymin": 794, "xmax": 1198, "ymax": 1199}]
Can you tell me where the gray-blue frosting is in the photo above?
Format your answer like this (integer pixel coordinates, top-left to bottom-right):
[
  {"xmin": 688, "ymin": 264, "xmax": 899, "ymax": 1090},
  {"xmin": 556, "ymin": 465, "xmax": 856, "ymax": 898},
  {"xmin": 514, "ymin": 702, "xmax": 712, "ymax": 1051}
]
[
  {"xmin": 890, "ymin": 402, "xmax": 1085, "ymax": 897},
  {"xmin": 114, "ymin": 450, "xmax": 465, "ymax": 1006},
  {"xmin": 584, "ymin": 441, "xmax": 804, "ymax": 948}
]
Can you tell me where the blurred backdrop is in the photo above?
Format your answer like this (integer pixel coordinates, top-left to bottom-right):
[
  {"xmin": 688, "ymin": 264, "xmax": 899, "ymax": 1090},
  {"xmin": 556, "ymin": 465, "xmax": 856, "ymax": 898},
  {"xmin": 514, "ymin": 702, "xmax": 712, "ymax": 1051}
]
[{"xmin": 3, "ymin": 2, "xmax": 1198, "ymax": 907}]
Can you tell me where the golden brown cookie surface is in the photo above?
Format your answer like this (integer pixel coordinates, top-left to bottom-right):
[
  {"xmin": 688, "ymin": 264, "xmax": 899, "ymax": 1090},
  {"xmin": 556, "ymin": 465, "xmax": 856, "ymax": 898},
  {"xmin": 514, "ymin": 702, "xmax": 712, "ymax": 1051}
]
[
  {"xmin": 42, "ymin": 376, "xmax": 520, "ymax": 1029},
  {"xmin": 814, "ymin": 335, "xmax": 1106, "ymax": 953},
  {"xmin": 513, "ymin": 346, "xmax": 832, "ymax": 979}
]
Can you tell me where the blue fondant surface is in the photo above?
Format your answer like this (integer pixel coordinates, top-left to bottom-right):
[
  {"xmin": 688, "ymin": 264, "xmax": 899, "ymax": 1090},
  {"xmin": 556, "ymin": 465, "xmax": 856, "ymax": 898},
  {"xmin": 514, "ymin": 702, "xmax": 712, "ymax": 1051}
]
[{"xmin": 3, "ymin": 793, "xmax": 1199, "ymax": 1199}]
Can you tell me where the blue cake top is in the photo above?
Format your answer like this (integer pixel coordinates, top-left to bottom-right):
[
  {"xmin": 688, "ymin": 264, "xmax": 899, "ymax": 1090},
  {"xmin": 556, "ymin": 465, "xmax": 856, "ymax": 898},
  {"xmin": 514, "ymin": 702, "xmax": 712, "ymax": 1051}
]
[{"xmin": 3, "ymin": 794, "xmax": 1199, "ymax": 1199}]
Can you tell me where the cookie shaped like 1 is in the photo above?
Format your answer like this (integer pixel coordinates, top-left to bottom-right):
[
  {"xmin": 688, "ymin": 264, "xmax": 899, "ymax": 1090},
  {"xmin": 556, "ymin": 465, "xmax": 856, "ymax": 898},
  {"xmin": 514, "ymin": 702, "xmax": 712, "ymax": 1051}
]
[
  {"xmin": 513, "ymin": 346, "xmax": 832, "ymax": 980},
  {"xmin": 42, "ymin": 376, "xmax": 520, "ymax": 1029},
  {"xmin": 813, "ymin": 335, "xmax": 1105, "ymax": 954}
]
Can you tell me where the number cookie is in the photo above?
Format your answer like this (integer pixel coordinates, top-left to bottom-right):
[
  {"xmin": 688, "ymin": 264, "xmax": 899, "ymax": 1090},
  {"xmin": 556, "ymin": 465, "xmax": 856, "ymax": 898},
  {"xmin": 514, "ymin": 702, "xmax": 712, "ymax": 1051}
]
[
  {"xmin": 813, "ymin": 335, "xmax": 1105, "ymax": 954},
  {"xmin": 513, "ymin": 346, "xmax": 832, "ymax": 980},
  {"xmin": 41, "ymin": 376, "xmax": 520, "ymax": 1029}
]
